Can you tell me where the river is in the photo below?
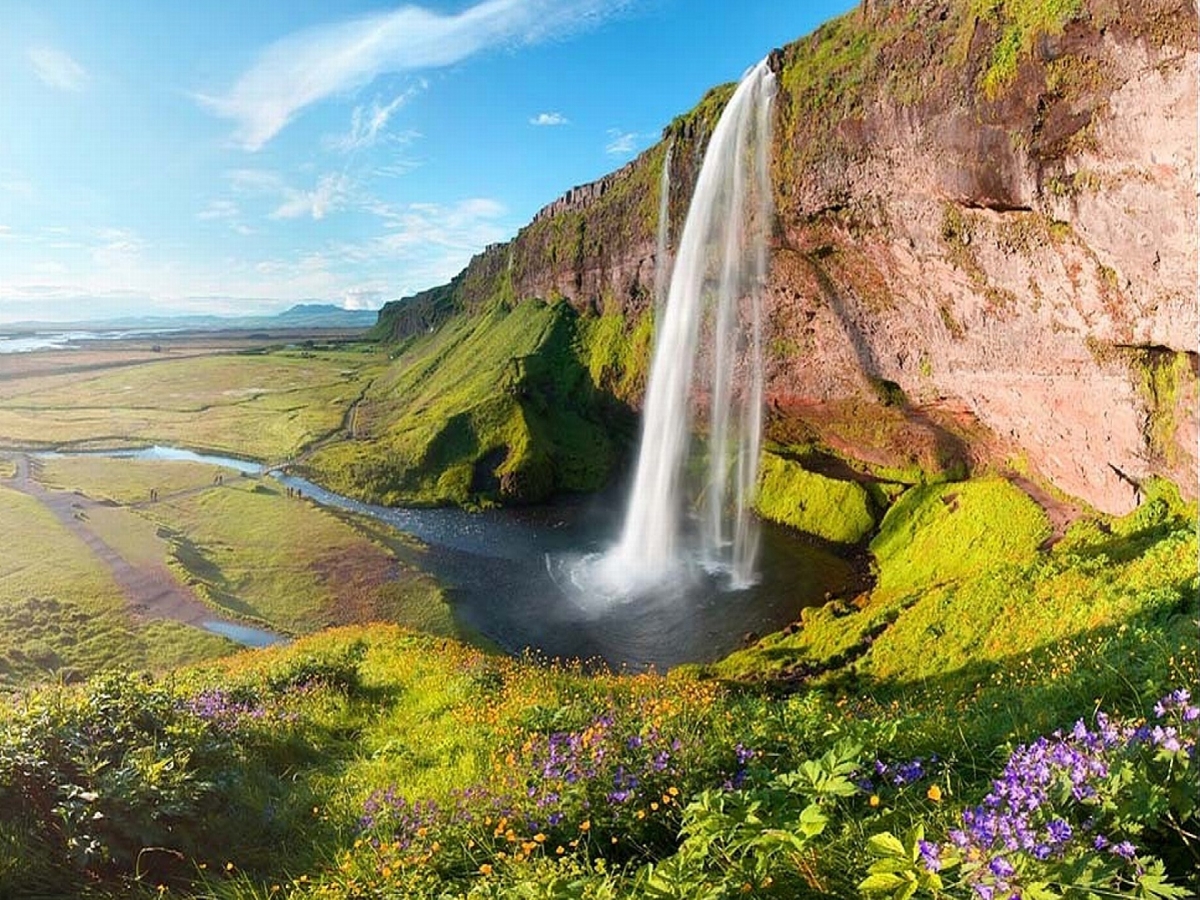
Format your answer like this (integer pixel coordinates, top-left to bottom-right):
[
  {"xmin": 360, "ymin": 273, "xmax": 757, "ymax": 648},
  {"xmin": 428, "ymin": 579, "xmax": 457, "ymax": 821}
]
[{"xmin": 44, "ymin": 446, "xmax": 857, "ymax": 670}]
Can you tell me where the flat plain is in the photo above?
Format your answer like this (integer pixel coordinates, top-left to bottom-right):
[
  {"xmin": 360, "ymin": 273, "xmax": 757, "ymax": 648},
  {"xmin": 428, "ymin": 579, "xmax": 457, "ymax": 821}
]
[{"xmin": 0, "ymin": 335, "xmax": 458, "ymax": 688}]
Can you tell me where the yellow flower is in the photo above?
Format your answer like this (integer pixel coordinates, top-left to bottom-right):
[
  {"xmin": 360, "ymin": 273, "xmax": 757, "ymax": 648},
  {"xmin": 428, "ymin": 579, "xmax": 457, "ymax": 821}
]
[
  {"xmin": 556, "ymin": 845, "xmax": 565, "ymax": 855},
  {"xmin": 869, "ymin": 794, "xmax": 880, "ymax": 807},
  {"xmin": 534, "ymin": 833, "xmax": 547, "ymax": 843},
  {"xmin": 579, "ymin": 820, "xmax": 591, "ymax": 832},
  {"xmin": 225, "ymin": 862, "xmax": 235, "ymax": 872},
  {"xmin": 651, "ymin": 802, "xmax": 660, "ymax": 811},
  {"xmin": 927, "ymin": 784, "xmax": 943, "ymax": 802},
  {"xmin": 479, "ymin": 864, "xmax": 493, "ymax": 876}
]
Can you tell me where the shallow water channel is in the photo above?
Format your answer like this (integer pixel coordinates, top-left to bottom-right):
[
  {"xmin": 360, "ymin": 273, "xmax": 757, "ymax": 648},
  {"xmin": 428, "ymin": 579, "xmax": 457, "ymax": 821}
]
[{"xmin": 49, "ymin": 447, "xmax": 857, "ymax": 670}]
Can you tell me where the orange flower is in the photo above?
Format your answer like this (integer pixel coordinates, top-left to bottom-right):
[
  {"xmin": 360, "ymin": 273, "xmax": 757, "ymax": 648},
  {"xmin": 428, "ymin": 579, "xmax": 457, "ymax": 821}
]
[
  {"xmin": 478, "ymin": 864, "xmax": 493, "ymax": 876},
  {"xmin": 579, "ymin": 820, "xmax": 591, "ymax": 833},
  {"xmin": 927, "ymin": 784, "xmax": 943, "ymax": 802}
]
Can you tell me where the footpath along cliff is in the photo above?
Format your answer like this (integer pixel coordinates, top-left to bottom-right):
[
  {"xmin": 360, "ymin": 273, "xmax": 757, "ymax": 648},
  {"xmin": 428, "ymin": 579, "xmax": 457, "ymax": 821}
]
[{"xmin": 372, "ymin": 0, "xmax": 1198, "ymax": 515}]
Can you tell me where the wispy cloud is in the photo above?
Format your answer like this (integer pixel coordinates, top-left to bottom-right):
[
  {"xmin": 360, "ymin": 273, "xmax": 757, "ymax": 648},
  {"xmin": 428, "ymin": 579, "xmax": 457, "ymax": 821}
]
[
  {"xmin": 340, "ymin": 196, "xmax": 510, "ymax": 289},
  {"xmin": 327, "ymin": 84, "xmax": 426, "ymax": 152},
  {"xmin": 605, "ymin": 128, "xmax": 640, "ymax": 156},
  {"xmin": 530, "ymin": 111, "xmax": 569, "ymax": 126},
  {"xmin": 197, "ymin": 199, "xmax": 240, "ymax": 221},
  {"xmin": 271, "ymin": 173, "xmax": 352, "ymax": 220},
  {"xmin": 342, "ymin": 287, "xmax": 383, "ymax": 310},
  {"xmin": 198, "ymin": 0, "xmax": 633, "ymax": 150},
  {"xmin": 27, "ymin": 46, "xmax": 88, "ymax": 92},
  {"xmin": 225, "ymin": 169, "xmax": 353, "ymax": 221}
]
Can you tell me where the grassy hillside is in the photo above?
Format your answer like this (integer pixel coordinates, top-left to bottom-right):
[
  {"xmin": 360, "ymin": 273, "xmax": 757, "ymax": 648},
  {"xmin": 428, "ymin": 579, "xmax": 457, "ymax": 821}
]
[
  {"xmin": 306, "ymin": 298, "xmax": 646, "ymax": 507},
  {"xmin": 0, "ymin": 473, "xmax": 1193, "ymax": 899}
]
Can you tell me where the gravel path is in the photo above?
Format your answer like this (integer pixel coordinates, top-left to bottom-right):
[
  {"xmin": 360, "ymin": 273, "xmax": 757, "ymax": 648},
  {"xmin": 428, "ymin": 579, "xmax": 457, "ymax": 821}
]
[{"xmin": 8, "ymin": 454, "xmax": 274, "ymax": 640}]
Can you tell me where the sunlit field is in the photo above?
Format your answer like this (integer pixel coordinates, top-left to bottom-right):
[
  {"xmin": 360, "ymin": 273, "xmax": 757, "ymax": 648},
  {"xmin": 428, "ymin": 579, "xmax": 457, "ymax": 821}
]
[{"xmin": 0, "ymin": 345, "xmax": 388, "ymax": 462}]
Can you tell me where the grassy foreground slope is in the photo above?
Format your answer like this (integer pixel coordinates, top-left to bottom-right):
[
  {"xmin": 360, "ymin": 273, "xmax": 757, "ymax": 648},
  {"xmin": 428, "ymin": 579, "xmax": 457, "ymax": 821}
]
[{"xmin": 0, "ymin": 476, "xmax": 1194, "ymax": 899}]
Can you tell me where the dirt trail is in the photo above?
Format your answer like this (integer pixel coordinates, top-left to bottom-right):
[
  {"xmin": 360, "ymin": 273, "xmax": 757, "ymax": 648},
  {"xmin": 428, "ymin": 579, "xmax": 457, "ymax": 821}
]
[{"xmin": 7, "ymin": 454, "xmax": 271, "ymax": 638}]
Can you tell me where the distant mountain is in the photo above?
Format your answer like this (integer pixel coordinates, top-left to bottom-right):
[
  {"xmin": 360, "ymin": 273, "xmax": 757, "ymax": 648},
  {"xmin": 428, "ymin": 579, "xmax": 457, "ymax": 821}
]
[
  {"xmin": 0, "ymin": 303, "xmax": 378, "ymax": 334},
  {"xmin": 272, "ymin": 304, "xmax": 378, "ymax": 327}
]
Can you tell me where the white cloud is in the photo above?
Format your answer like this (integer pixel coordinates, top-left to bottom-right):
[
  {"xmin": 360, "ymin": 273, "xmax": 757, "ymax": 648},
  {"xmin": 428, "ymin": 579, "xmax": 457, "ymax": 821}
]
[
  {"xmin": 340, "ymin": 196, "xmax": 510, "ymax": 289},
  {"xmin": 342, "ymin": 287, "xmax": 383, "ymax": 310},
  {"xmin": 270, "ymin": 173, "xmax": 352, "ymax": 221},
  {"xmin": 605, "ymin": 128, "xmax": 639, "ymax": 156},
  {"xmin": 225, "ymin": 169, "xmax": 353, "ymax": 221},
  {"xmin": 197, "ymin": 199, "xmax": 240, "ymax": 221},
  {"xmin": 197, "ymin": 0, "xmax": 632, "ymax": 150},
  {"xmin": 27, "ymin": 46, "xmax": 88, "ymax": 92},
  {"xmin": 530, "ymin": 111, "xmax": 569, "ymax": 126},
  {"xmin": 91, "ymin": 228, "xmax": 144, "ymax": 270},
  {"xmin": 328, "ymin": 85, "xmax": 426, "ymax": 152}
]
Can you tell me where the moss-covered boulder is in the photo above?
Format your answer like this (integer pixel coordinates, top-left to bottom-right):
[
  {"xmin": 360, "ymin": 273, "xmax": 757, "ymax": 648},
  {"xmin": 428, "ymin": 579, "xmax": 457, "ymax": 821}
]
[{"xmin": 754, "ymin": 453, "xmax": 876, "ymax": 544}]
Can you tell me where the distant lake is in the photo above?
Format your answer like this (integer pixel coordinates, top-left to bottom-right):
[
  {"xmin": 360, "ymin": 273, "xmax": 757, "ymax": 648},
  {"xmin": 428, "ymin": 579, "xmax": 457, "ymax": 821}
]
[{"xmin": 0, "ymin": 329, "xmax": 170, "ymax": 353}]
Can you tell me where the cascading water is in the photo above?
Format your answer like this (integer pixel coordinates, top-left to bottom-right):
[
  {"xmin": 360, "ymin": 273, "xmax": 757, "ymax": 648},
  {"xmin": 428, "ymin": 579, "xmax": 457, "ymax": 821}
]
[
  {"xmin": 653, "ymin": 140, "xmax": 674, "ymax": 317},
  {"xmin": 603, "ymin": 59, "xmax": 776, "ymax": 594}
]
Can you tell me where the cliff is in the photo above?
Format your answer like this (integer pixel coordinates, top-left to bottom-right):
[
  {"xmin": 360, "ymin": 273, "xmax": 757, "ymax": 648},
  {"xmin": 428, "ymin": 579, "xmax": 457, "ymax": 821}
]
[{"xmin": 376, "ymin": 0, "xmax": 1198, "ymax": 515}]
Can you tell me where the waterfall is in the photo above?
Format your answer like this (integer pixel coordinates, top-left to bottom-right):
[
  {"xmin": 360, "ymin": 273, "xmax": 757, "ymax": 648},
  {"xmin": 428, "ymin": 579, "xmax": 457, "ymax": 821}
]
[
  {"xmin": 606, "ymin": 59, "xmax": 775, "ymax": 592},
  {"xmin": 654, "ymin": 141, "xmax": 673, "ymax": 315}
]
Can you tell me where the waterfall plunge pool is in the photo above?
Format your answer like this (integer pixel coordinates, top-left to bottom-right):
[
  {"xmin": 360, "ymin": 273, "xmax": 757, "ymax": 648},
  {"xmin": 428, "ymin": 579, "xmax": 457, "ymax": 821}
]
[{"xmin": 42, "ymin": 447, "xmax": 859, "ymax": 670}]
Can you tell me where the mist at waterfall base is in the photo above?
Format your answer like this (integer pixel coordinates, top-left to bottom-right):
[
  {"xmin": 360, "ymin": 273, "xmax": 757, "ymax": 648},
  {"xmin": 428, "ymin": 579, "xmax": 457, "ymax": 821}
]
[{"xmin": 558, "ymin": 58, "xmax": 778, "ymax": 616}]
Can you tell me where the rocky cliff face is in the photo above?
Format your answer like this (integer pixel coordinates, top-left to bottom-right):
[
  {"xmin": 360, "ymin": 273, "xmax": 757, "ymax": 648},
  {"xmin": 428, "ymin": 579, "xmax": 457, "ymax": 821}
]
[{"xmin": 379, "ymin": 0, "xmax": 1198, "ymax": 515}]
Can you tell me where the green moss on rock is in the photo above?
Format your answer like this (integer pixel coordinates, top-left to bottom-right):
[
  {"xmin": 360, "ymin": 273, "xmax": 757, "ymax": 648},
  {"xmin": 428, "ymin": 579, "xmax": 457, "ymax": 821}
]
[
  {"xmin": 871, "ymin": 476, "xmax": 1051, "ymax": 597},
  {"xmin": 754, "ymin": 454, "xmax": 876, "ymax": 545}
]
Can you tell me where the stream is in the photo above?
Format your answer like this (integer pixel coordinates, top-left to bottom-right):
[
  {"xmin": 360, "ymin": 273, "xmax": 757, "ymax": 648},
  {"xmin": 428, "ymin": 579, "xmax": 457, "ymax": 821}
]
[{"xmin": 45, "ymin": 446, "xmax": 857, "ymax": 670}]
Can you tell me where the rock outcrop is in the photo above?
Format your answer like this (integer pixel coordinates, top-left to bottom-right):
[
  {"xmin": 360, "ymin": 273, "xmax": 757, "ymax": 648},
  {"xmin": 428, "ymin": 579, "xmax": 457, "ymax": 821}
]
[{"xmin": 378, "ymin": 0, "xmax": 1198, "ymax": 515}]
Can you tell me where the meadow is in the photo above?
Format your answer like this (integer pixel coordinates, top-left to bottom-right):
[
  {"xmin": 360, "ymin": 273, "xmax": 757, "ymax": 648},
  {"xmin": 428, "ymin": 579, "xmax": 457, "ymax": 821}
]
[
  {"xmin": 0, "ymin": 482, "xmax": 233, "ymax": 688},
  {"xmin": 0, "ymin": 343, "xmax": 388, "ymax": 462},
  {"xmin": 0, "ymin": 445, "xmax": 1193, "ymax": 898}
]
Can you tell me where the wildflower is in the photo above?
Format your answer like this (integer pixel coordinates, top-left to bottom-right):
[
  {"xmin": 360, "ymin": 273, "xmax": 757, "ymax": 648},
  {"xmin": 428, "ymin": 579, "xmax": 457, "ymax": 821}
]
[
  {"xmin": 927, "ymin": 784, "xmax": 943, "ymax": 802},
  {"xmin": 918, "ymin": 840, "xmax": 942, "ymax": 872},
  {"xmin": 556, "ymin": 845, "xmax": 565, "ymax": 855},
  {"xmin": 989, "ymin": 856, "xmax": 1015, "ymax": 879},
  {"xmin": 534, "ymin": 833, "xmax": 546, "ymax": 843},
  {"xmin": 478, "ymin": 863, "xmax": 493, "ymax": 876},
  {"xmin": 1111, "ymin": 841, "xmax": 1137, "ymax": 861},
  {"xmin": 579, "ymin": 820, "xmax": 591, "ymax": 832},
  {"xmin": 869, "ymin": 795, "xmax": 880, "ymax": 807}
]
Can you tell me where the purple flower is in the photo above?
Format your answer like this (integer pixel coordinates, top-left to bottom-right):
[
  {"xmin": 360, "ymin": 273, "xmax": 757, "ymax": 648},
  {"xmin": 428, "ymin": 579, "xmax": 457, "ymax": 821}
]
[
  {"xmin": 1046, "ymin": 819, "xmax": 1072, "ymax": 845},
  {"xmin": 989, "ymin": 856, "xmax": 1015, "ymax": 879},
  {"xmin": 1111, "ymin": 841, "xmax": 1137, "ymax": 861},
  {"xmin": 917, "ymin": 840, "xmax": 942, "ymax": 872}
]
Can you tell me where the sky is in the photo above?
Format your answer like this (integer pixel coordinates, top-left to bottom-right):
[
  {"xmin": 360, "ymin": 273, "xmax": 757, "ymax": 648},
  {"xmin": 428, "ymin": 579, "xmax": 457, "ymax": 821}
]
[{"xmin": 0, "ymin": 0, "xmax": 858, "ymax": 324}]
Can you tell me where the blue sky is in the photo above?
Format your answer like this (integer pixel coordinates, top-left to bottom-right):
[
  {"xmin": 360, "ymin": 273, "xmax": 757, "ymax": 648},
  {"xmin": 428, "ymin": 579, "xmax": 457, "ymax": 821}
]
[{"xmin": 0, "ymin": 0, "xmax": 857, "ymax": 323}]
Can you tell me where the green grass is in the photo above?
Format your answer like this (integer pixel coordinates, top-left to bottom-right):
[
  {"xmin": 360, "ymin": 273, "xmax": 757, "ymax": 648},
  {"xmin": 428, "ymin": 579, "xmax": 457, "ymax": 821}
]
[
  {"xmin": 0, "ymin": 349, "xmax": 386, "ymax": 462},
  {"xmin": 869, "ymin": 476, "xmax": 1050, "ymax": 597},
  {"xmin": 38, "ymin": 455, "xmax": 459, "ymax": 638},
  {"xmin": 754, "ymin": 452, "xmax": 877, "ymax": 544},
  {"xmin": 308, "ymin": 299, "xmax": 626, "ymax": 506},
  {"xmin": 967, "ymin": 0, "xmax": 1085, "ymax": 97},
  {"xmin": 709, "ymin": 477, "xmax": 1197, "ymax": 742},
  {"xmin": 0, "ymin": 484, "xmax": 232, "ymax": 689}
]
